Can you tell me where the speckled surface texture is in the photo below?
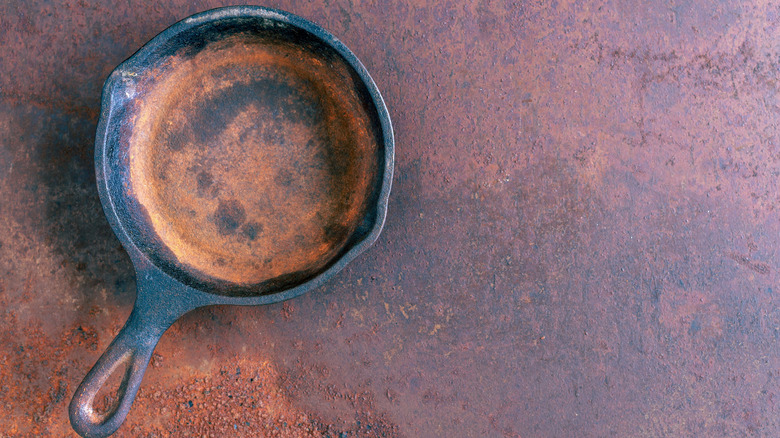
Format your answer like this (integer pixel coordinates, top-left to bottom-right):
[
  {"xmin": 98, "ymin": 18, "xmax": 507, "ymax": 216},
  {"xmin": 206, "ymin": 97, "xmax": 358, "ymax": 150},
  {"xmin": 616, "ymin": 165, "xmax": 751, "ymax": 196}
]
[{"xmin": 2, "ymin": 1, "xmax": 780, "ymax": 436}]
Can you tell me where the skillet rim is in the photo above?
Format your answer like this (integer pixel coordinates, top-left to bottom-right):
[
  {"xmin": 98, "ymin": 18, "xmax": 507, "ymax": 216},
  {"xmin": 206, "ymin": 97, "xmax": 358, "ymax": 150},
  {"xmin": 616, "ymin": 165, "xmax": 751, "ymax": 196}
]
[{"xmin": 94, "ymin": 5, "xmax": 394, "ymax": 305}]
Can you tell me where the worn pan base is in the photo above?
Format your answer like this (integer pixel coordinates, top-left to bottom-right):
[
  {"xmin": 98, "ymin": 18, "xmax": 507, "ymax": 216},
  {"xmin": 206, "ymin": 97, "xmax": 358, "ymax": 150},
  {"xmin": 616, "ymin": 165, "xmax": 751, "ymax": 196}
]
[{"xmin": 122, "ymin": 29, "xmax": 380, "ymax": 295}]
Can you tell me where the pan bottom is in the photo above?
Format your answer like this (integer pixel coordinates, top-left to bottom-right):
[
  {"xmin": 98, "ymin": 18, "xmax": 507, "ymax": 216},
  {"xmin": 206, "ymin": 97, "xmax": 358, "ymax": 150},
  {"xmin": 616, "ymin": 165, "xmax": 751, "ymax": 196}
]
[{"xmin": 126, "ymin": 34, "xmax": 378, "ymax": 287}]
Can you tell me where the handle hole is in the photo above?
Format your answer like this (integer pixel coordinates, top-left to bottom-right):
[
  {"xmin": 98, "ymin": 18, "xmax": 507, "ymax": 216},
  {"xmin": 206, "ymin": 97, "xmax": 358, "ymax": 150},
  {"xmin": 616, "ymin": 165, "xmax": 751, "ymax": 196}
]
[{"xmin": 92, "ymin": 355, "xmax": 132, "ymax": 420}]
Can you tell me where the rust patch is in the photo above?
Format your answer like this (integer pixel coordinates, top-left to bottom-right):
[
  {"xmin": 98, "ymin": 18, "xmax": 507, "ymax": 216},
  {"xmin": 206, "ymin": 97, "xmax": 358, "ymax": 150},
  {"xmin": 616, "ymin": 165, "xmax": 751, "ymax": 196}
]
[
  {"xmin": 128, "ymin": 34, "xmax": 378, "ymax": 287},
  {"xmin": 118, "ymin": 358, "xmax": 400, "ymax": 437},
  {"xmin": 727, "ymin": 252, "xmax": 771, "ymax": 275}
]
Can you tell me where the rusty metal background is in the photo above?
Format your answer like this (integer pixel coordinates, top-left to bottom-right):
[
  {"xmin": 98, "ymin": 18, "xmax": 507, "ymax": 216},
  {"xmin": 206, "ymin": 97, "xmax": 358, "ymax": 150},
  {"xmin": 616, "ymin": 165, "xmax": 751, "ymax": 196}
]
[{"xmin": 2, "ymin": 0, "xmax": 780, "ymax": 436}]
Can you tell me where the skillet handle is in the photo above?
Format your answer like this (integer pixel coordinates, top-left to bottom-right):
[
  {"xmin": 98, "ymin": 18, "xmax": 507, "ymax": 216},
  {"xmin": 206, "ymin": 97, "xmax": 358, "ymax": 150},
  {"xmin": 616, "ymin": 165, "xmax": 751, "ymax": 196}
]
[{"xmin": 69, "ymin": 306, "xmax": 165, "ymax": 438}]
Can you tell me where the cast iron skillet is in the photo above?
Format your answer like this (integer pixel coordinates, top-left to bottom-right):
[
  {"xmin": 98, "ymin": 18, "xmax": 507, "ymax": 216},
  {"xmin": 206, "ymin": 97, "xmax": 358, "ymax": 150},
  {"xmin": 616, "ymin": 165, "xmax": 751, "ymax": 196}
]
[{"xmin": 69, "ymin": 6, "xmax": 393, "ymax": 437}]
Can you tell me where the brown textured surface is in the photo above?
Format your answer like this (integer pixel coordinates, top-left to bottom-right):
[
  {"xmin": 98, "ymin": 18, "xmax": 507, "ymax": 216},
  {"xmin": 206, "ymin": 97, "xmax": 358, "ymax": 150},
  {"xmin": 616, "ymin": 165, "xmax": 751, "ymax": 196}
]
[
  {"xmin": 2, "ymin": 0, "xmax": 780, "ymax": 437},
  {"xmin": 127, "ymin": 33, "xmax": 378, "ymax": 287}
]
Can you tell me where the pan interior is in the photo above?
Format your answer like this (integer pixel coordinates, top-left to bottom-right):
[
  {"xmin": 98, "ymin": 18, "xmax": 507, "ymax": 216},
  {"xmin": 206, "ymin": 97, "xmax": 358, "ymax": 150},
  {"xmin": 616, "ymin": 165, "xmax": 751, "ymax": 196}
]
[{"xmin": 125, "ymin": 32, "xmax": 379, "ymax": 292}]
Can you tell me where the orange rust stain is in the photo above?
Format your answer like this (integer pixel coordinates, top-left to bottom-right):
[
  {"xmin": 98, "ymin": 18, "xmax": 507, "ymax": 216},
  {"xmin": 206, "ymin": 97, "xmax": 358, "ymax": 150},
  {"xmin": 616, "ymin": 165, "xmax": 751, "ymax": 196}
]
[
  {"xmin": 128, "ymin": 34, "xmax": 378, "ymax": 286},
  {"xmin": 116, "ymin": 357, "xmax": 399, "ymax": 437}
]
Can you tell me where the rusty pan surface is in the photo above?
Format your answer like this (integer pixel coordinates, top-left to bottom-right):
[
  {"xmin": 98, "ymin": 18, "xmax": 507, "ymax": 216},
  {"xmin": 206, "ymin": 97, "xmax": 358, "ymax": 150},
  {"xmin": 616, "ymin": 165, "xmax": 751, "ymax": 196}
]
[
  {"xmin": 127, "ymin": 32, "xmax": 381, "ymax": 293},
  {"xmin": 109, "ymin": 9, "xmax": 390, "ymax": 297}
]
